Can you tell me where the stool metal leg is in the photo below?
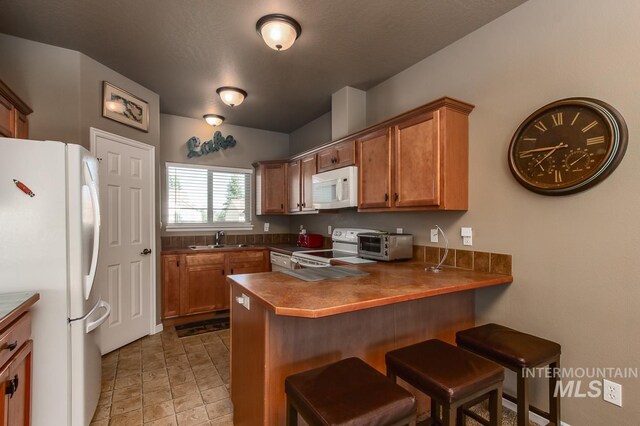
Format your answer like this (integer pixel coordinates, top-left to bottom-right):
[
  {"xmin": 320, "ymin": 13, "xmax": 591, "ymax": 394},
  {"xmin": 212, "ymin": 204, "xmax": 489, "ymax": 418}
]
[
  {"xmin": 442, "ymin": 404, "xmax": 457, "ymax": 426},
  {"xmin": 431, "ymin": 398, "xmax": 440, "ymax": 424},
  {"xmin": 489, "ymin": 384, "xmax": 503, "ymax": 426},
  {"xmin": 549, "ymin": 360, "xmax": 561, "ymax": 426},
  {"xmin": 517, "ymin": 372, "xmax": 529, "ymax": 426},
  {"xmin": 286, "ymin": 398, "xmax": 298, "ymax": 426}
]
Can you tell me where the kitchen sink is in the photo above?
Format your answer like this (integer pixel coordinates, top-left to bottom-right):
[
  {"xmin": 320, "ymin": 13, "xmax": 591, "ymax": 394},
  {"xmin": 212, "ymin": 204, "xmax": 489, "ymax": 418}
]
[{"xmin": 188, "ymin": 244, "xmax": 250, "ymax": 250}]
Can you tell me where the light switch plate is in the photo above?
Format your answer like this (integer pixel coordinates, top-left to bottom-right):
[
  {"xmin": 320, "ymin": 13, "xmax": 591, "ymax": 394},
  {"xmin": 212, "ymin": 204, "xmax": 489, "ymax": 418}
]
[
  {"xmin": 328, "ymin": 225, "xmax": 332, "ymax": 235},
  {"xmin": 264, "ymin": 223, "xmax": 269, "ymax": 232},
  {"xmin": 396, "ymin": 228, "xmax": 403, "ymax": 234},
  {"xmin": 461, "ymin": 227, "xmax": 473, "ymax": 237},
  {"xmin": 430, "ymin": 228, "xmax": 439, "ymax": 243}
]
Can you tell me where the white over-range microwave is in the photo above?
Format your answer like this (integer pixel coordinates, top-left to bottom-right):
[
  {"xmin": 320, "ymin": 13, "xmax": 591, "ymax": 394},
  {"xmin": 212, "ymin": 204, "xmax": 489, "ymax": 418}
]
[{"xmin": 312, "ymin": 166, "xmax": 358, "ymax": 209}]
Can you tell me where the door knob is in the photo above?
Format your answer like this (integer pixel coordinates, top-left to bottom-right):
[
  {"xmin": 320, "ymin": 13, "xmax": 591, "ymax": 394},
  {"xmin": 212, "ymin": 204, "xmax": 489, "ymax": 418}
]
[{"xmin": 140, "ymin": 248, "xmax": 152, "ymax": 255}]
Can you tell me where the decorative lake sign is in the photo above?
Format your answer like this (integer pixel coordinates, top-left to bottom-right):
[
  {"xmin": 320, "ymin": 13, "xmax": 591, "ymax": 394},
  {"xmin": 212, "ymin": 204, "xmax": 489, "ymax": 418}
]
[{"xmin": 187, "ymin": 131, "xmax": 237, "ymax": 158}]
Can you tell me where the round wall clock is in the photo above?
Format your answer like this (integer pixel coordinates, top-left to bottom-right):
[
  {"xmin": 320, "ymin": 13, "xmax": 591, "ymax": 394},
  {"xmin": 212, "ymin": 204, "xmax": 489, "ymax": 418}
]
[{"xmin": 508, "ymin": 97, "xmax": 628, "ymax": 195}]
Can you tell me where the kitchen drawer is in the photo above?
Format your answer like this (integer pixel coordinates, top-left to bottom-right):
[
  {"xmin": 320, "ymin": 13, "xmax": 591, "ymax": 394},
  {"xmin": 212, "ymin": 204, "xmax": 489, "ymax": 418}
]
[
  {"xmin": 0, "ymin": 312, "xmax": 31, "ymax": 368},
  {"xmin": 186, "ymin": 253, "xmax": 225, "ymax": 267},
  {"xmin": 227, "ymin": 251, "xmax": 264, "ymax": 262}
]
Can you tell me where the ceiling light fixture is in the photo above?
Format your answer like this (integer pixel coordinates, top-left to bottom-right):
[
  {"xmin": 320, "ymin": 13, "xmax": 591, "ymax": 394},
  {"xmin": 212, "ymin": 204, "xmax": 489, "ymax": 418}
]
[
  {"xmin": 203, "ymin": 114, "xmax": 225, "ymax": 126},
  {"xmin": 256, "ymin": 14, "xmax": 302, "ymax": 51},
  {"xmin": 216, "ymin": 87, "xmax": 248, "ymax": 107}
]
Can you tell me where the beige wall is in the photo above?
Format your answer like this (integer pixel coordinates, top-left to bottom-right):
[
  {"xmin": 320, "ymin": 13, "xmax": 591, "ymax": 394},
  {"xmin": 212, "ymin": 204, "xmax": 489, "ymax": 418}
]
[
  {"xmin": 159, "ymin": 113, "xmax": 290, "ymax": 236},
  {"xmin": 0, "ymin": 34, "xmax": 82, "ymax": 144},
  {"xmin": 289, "ymin": 111, "xmax": 331, "ymax": 156},
  {"xmin": 291, "ymin": 0, "xmax": 640, "ymax": 423}
]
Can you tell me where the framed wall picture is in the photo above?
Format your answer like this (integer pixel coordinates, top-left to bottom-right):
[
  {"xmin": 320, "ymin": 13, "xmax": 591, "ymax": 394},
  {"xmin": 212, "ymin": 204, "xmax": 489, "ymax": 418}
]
[{"xmin": 102, "ymin": 81, "xmax": 149, "ymax": 132}]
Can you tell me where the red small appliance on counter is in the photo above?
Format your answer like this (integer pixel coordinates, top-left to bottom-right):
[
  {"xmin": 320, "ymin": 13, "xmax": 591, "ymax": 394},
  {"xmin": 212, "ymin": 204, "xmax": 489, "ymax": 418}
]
[{"xmin": 297, "ymin": 233, "xmax": 324, "ymax": 248}]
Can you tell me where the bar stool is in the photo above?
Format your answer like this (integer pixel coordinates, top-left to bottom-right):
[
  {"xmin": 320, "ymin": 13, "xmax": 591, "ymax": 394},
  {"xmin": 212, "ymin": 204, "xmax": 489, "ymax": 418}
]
[
  {"xmin": 456, "ymin": 323, "xmax": 561, "ymax": 426},
  {"xmin": 386, "ymin": 339, "xmax": 504, "ymax": 426},
  {"xmin": 285, "ymin": 357, "xmax": 417, "ymax": 426}
]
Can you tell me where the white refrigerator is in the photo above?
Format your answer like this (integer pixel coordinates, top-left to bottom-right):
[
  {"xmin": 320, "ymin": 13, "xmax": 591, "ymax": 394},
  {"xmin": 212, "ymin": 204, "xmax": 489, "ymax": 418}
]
[{"xmin": 0, "ymin": 138, "xmax": 111, "ymax": 425}]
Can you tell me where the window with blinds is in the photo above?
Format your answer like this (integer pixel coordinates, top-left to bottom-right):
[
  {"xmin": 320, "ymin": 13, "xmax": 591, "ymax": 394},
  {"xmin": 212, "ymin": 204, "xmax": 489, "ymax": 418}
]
[{"xmin": 166, "ymin": 163, "xmax": 253, "ymax": 229}]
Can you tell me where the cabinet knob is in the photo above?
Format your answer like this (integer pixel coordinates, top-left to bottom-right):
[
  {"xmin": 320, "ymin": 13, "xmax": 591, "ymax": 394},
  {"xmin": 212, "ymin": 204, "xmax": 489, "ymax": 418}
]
[
  {"xmin": 297, "ymin": 203, "xmax": 300, "ymax": 207},
  {"xmin": 5, "ymin": 374, "xmax": 18, "ymax": 398},
  {"xmin": 384, "ymin": 193, "xmax": 389, "ymax": 201},
  {"xmin": 394, "ymin": 192, "xmax": 399, "ymax": 201},
  {"xmin": 3, "ymin": 341, "xmax": 17, "ymax": 351},
  {"xmin": 301, "ymin": 203, "xmax": 305, "ymax": 208}
]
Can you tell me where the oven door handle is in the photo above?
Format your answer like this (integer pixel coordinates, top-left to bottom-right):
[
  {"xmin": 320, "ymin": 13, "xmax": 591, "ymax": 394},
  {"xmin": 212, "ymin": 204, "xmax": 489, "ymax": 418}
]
[{"xmin": 291, "ymin": 257, "xmax": 330, "ymax": 268}]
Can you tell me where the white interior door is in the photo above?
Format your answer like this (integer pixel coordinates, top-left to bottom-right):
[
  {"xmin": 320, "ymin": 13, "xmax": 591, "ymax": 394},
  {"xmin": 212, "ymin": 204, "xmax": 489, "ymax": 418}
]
[{"xmin": 91, "ymin": 128, "xmax": 156, "ymax": 354}]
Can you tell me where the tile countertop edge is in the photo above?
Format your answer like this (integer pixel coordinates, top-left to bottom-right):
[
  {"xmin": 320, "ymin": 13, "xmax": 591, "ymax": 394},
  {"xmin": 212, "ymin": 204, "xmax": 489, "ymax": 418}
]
[
  {"xmin": 227, "ymin": 264, "xmax": 512, "ymax": 319},
  {"xmin": 0, "ymin": 292, "xmax": 40, "ymax": 330},
  {"xmin": 161, "ymin": 244, "xmax": 310, "ymax": 255}
]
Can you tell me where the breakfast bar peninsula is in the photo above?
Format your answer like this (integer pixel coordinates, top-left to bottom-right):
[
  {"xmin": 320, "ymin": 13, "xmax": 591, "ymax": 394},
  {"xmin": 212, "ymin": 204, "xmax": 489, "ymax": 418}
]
[{"xmin": 226, "ymin": 261, "xmax": 512, "ymax": 425}]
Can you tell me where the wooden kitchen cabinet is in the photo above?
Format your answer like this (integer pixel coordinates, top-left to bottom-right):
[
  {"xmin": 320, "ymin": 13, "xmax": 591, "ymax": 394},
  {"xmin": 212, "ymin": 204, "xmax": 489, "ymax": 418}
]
[
  {"xmin": 0, "ymin": 80, "xmax": 32, "ymax": 139},
  {"xmin": 162, "ymin": 250, "xmax": 270, "ymax": 320},
  {"xmin": 162, "ymin": 255, "xmax": 182, "ymax": 318},
  {"xmin": 183, "ymin": 254, "xmax": 227, "ymax": 314},
  {"xmin": 288, "ymin": 154, "xmax": 317, "ymax": 213},
  {"xmin": 358, "ymin": 98, "xmax": 473, "ymax": 211},
  {"xmin": 254, "ymin": 161, "xmax": 288, "ymax": 215},
  {"xmin": 0, "ymin": 294, "xmax": 38, "ymax": 426},
  {"xmin": 317, "ymin": 140, "xmax": 356, "ymax": 172}
]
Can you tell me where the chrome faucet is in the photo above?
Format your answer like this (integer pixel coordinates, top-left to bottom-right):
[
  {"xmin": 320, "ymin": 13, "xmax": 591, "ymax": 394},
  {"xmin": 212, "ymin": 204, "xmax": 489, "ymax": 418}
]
[{"xmin": 214, "ymin": 230, "xmax": 225, "ymax": 246}]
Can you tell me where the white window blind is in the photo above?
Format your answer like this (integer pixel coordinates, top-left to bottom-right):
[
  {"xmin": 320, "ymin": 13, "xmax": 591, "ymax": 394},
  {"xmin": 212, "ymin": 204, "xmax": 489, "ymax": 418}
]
[{"xmin": 166, "ymin": 163, "xmax": 253, "ymax": 230}]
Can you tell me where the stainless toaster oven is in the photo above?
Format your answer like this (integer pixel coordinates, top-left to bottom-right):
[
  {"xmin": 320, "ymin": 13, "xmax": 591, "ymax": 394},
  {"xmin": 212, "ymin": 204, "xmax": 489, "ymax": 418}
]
[{"xmin": 357, "ymin": 233, "xmax": 413, "ymax": 261}]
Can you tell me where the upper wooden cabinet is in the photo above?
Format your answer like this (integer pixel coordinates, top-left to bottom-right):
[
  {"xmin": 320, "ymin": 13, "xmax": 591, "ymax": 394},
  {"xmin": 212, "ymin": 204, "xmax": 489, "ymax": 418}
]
[
  {"xmin": 288, "ymin": 154, "xmax": 317, "ymax": 213},
  {"xmin": 317, "ymin": 140, "xmax": 356, "ymax": 172},
  {"xmin": 358, "ymin": 98, "xmax": 473, "ymax": 211},
  {"xmin": 0, "ymin": 80, "xmax": 32, "ymax": 140},
  {"xmin": 254, "ymin": 161, "xmax": 287, "ymax": 215}
]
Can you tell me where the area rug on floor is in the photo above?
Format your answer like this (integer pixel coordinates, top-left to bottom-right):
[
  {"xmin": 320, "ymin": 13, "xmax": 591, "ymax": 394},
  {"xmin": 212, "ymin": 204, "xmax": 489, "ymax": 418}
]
[{"xmin": 175, "ymin": 316, "xmax": 230, "ymax": 338}]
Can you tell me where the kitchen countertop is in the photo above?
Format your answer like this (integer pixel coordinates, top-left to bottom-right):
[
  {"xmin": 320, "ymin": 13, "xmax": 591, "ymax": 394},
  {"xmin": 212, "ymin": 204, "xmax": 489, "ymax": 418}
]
[
  {"xmin": 0, "ymin": 291, "xmax": 39, "ymax": 330},
  {"xmin": 227, "ymin": 261, "xmax": 512, "ymax": 318},
  {"xmin": 161, "ymin": 244, "xmax": 321, "ymax": 255}
]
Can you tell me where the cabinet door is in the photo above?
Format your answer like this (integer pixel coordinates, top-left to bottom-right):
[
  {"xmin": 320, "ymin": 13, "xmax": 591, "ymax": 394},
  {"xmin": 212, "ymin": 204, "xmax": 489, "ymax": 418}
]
[
  {"xmin": 0, "ymin": 94, "xmax": 15, "ymax": 138},
  {"xmin": 357, "ymin": 128, "xmax": 392, "ymax": 209},
  {"xmin": 287, "ymin": 160, "xmax": 301, "ymax": 213},
  {"xmin": 334, "ymin": 140, "xmax": 356, "ymax": 169},
  {"xmin": 14, "ymin": 112, "xmax": 28, "ymax": 140},
  {"xmin": 162, "ymin": 255, "xmax": 182, "ymax": 318},
  {"xmin": 300, "ymin": 155, "xmax": 317, "ymax": 211},
  {"xmin": 183, "ymin": 254, "xmax": 227, "ymax": 314},
  {"xmin": 7, "ymin": 340, "xmax": 32, "ymax": 426},
  {"xmin": 316, "ymin": 146, "xmax": 337, "ymax": 172},
  {"xmin": 263, "ymin": 163, "xmax": 287, "ymax": 214},
  {"xmin": 0, "ymin": 363, "xmax": 9, "ymax": 426},
  {"xmin": 394, "ymin": 111, "xmax": 441, "ymax": 207}
]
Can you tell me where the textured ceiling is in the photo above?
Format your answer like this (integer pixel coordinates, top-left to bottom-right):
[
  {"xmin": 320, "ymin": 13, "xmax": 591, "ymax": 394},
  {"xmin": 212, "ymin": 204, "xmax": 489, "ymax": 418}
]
[{"xmin": 0, "ymin": 0, "xmax": 527, "ymax": 133}]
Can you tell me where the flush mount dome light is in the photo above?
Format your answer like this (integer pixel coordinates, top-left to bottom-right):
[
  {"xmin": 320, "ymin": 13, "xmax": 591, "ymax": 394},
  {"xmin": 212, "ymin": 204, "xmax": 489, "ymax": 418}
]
[
  {"xmin": 256, "ymin": 14, "xmax": 302, "ymax": 51},
  {"xmin": 216, "ymin": 87, "xmax": 248, "ymax": 107},
  {"xmin": 203, "ymin": 114, "xmax": 225, "ymax": 126}
]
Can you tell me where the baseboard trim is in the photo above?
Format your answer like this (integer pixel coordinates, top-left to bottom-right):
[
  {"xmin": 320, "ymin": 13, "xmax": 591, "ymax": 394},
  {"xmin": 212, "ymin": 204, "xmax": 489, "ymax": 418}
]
[
  {"xmin": 502, "ymin": 398, "xmax": 570, "ymax": 426},
  {"xmin": 153, "ymin": 323, "xmax": 164, "ymax": 334}
]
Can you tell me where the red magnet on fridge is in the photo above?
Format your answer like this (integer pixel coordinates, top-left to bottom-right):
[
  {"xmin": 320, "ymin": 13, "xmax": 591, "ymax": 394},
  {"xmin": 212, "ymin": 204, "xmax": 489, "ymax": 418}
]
[{"xmin": 13, "ymin": 179, "xmax": 35, "ymax": 197}]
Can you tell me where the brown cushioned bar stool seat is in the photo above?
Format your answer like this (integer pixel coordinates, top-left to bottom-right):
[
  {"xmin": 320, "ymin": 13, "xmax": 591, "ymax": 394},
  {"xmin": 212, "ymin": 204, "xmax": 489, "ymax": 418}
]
[
  {"xmin": 386, "ymin": 339, "xmax": 504, "ymax": 426},
  {"xmin": 456, "ymin": 323, "xmax": 562, "ymax": 426},
  {"xmin": 285, "ymin": 357, "xmax": 417, "ymax": 426}
]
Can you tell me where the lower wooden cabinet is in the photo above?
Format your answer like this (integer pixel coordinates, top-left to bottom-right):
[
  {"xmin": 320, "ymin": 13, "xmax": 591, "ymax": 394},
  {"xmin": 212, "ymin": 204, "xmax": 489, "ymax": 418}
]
[
  {"xmin": 162, "ymin": 250, "xmax": 269, "ymax": 319},
  {"xmin": 0, "ymin": 311, "xmax": 34, "ymax": 426}
]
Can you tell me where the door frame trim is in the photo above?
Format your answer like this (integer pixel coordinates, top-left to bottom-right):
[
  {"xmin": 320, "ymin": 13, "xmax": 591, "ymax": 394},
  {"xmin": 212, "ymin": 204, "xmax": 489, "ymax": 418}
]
[{"xmin": 89, "ymin": 127, "xmax": 158, "ymax": 338}]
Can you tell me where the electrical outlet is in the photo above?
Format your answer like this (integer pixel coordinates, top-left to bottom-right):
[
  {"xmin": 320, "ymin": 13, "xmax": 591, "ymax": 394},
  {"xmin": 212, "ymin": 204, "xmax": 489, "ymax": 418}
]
[
  {"xmin": 264, "ymin": 223, "xmax": 269, "ymax": 232},
  {"xmin": 461, "ymin": 227, "xmax": 473, "ymax": 246},
  {"xmin": 396, "ymin": 228, "xmax": 403, "ymax": 234},
  {"xmin": 328, "ymin": 225, "xmax": 332, "ymax": 235},
  {"xmin": 430, "ymin": 228, "xmax": 439, "ymax": 243},
  {"xmin": 603, "ymin": 379, "xmax": 622, "ymax": 407}
]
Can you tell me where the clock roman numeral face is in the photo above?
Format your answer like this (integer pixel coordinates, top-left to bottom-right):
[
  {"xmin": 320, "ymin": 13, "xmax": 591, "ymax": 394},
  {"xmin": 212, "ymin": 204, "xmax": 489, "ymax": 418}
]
[{"xmin": 509, "ymin": 101, "xmax": 618, "ymax": 193}]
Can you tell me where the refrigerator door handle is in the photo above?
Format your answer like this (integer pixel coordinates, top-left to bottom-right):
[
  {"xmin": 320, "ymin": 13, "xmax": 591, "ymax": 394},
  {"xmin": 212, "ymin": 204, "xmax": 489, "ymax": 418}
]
[
  {"xmin": 86, "ymin": 300, "xmax": 111, "ymax": 333},
  {"xmin": 84, "ymin": 162, "xmax": 101, "ymax": 300}
]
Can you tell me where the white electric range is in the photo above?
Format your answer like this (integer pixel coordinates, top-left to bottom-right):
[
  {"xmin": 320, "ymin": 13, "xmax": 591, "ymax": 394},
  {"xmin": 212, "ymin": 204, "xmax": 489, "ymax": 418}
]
[{"xmin": 292, "ymin": 228, "xmax": 380, "ymax": 267}]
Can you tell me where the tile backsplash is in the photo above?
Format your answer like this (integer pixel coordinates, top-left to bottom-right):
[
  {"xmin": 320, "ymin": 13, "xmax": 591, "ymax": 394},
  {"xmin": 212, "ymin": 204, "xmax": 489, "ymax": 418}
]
[
  {"xmin": 161, "ymin": 233, "xmax": 300, "ymax": 249},
  {"xmin": 414, "ymin": 245, "xmax": 512, "ymax": 275}
]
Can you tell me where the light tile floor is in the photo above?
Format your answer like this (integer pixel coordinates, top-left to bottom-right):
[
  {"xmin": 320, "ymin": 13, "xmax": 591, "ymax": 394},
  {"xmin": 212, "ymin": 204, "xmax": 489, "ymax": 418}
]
[{"xmin": 91, "ymin": 327, "xmax": 233, "ymax": 426}]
